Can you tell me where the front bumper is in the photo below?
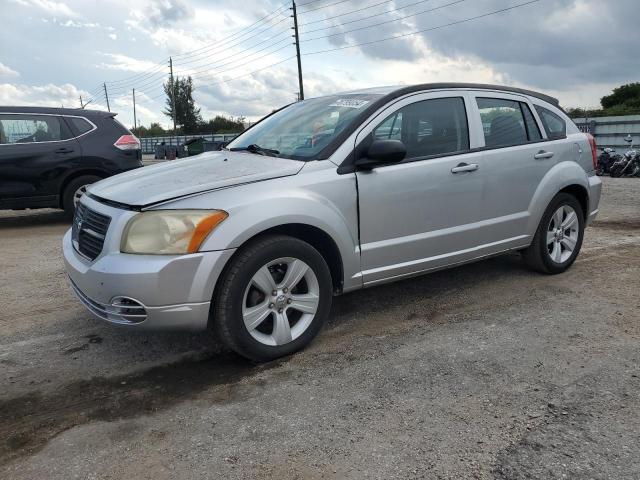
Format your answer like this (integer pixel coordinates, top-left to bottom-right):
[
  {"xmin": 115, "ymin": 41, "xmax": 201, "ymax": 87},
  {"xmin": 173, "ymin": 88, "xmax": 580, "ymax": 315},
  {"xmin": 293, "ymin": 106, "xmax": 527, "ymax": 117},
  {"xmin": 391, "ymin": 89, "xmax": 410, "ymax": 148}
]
[{"xmin": 63, "ymin": 229, "xmax": 235, "ymax": 331}]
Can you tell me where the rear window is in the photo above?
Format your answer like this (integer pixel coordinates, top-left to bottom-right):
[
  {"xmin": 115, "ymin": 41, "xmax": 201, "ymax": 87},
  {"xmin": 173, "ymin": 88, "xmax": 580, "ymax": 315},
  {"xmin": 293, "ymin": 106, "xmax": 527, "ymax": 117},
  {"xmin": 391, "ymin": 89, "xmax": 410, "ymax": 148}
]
[
  {"xmin": 534, "ymin": 105, "xmax": 566, "ymax": 140},
  {"xmin": 69, "ymin": 117, "xmax": 94, "ymax": 136},
  {"xmin": 477, "ymin": 98, "xmax": 542, "ymax": 148},
  {"xmin": 0, "ymin": 114, "xmax": 73, "ymax": 144}
]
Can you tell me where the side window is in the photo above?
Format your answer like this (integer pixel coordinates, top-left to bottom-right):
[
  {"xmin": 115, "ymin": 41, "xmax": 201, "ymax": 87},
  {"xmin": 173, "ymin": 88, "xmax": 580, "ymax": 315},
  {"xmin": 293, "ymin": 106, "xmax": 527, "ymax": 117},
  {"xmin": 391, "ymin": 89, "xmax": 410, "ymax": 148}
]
[
  {"xmin": 521, "ymin": 103, "xmax": 542, "ymax": 142},
  {"xmin": 372, "ymin": 97, "xmax": 469, "ymax": 160},
  {"xmin": 534, "ymin": 105, "xmax": 566, "ymax": 140},
  {"xmin": 0, "ymin": 115, "xmax": 72, "ymax": 144},
  {"xmin": 373, "ymin": 112, "xmax": 402, "ymax": 140},
  {"xmin": 69, "ymin": 117, "xmax": 93, "ymax": 136},
  {"xmin": 477, "ymin": 98, "xmax": 541, "ymax": 148}
]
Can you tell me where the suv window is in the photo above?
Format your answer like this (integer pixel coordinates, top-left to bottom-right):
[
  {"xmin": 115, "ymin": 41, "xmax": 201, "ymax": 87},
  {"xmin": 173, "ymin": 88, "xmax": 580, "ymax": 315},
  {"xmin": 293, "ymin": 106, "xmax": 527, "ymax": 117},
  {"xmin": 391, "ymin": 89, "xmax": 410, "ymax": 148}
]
[
  {"xmin": 373, "ymin": 97, "xmax": 469, "ymax": 159},
  {"xmin": 0, "ymin": 114, "xmax": 72, "ymax": 144},
  {"xmin": 534, "ymin": 105, "xmax": 566, "ymax": 140},
  {"xmin": 69, "ymin": 116, "xmax": 94, "ymax": 136},
  {"xmin": 477, "ymin": 98, "xmax": 542, "ymax": 148}
]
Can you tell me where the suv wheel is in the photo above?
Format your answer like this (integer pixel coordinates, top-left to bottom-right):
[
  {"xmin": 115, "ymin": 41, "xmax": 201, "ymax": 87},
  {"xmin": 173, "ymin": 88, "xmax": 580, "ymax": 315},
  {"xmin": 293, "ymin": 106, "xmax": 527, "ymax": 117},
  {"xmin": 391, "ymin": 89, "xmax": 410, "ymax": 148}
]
[
  {"xmin": 213, "ymin": 235, "xmax": 333, "ymax": 361},
  {"xmin": 63, "ymin": 175, "xmax": 101, "ymax": 218},
  {"xmin": 523, "ymin": 192, "xmax": 585, "ymax": 274}
]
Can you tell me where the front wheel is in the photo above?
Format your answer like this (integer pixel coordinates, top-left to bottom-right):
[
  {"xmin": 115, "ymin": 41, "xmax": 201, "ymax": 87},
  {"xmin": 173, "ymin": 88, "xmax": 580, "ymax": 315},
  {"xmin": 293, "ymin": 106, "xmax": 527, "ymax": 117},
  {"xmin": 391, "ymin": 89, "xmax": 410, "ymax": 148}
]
[
  {"xmin": 522, "ymin": 193, "xmax": 585, "ymax": 274},
  {"xmin": 213, "ymin": 235, "xmax": 333, "ymax": 361},
  {"xmin": 62, "ymin": 175, "xmax": 101, "ymax": 218}
]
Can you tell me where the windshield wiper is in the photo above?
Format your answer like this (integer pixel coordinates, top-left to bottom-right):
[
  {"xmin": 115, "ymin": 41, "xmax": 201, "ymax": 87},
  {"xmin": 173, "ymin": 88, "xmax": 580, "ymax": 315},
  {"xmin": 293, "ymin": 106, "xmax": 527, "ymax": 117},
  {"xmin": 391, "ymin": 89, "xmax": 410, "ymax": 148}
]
[{"xmin": 230, "ymin": 144, "xmax": 280, "ymax": 157}]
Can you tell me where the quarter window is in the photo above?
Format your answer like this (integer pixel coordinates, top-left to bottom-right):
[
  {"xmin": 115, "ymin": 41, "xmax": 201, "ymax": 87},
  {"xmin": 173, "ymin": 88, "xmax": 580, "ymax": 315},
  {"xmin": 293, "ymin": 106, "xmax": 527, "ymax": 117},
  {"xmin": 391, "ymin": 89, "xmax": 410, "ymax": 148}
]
[
  {"xmin": 69, "ymin": 117, "xmax": 93, "ymax": 136},
  {"xmin": 372, "ymin": 97, "xmax": 470, "ymax": 160},
  {"xmin": 477, "ymin": 98, "xmax": 542, "ymax": 148},
  {"xmin": 535, "ymin": 105, "xmax": 567, "ymax": 140},
  {"xmin": 0, "ymin": 115, "xmax": 72, "ymax": 144}
]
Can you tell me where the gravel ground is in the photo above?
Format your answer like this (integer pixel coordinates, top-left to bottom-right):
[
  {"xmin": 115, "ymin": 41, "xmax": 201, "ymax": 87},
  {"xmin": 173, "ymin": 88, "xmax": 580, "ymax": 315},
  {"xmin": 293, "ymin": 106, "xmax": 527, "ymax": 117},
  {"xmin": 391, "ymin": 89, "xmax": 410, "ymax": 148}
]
[{"xmin": 0, "ymin": 176, "xmax": 639, "ymax": 479}]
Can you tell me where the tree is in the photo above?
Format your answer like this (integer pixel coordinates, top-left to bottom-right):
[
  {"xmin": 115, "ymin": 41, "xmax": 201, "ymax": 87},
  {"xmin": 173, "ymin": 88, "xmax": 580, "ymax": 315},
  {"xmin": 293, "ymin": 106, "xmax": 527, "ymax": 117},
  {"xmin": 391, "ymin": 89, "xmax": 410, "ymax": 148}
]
[
  {"xmin": 600, "ymin": 83, "xmax": 640, "ymax": 111},
  {"xmin": 163, "ymin": 76, "xmax": 201, "ymax": 133},
  {"xmin": 195, "ymin": 115, "xmax": 245, "ymax": 134},
  {"xmin": 568, "ymin": 82, "xmax": 640, "ymax": 118}
]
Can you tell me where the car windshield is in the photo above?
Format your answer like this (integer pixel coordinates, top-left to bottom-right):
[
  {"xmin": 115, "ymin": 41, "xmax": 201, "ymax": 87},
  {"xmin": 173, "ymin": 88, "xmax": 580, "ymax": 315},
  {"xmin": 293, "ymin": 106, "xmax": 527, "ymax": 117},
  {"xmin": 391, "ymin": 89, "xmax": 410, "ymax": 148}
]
[{"xmin": 226, "ymin": 94, "xmax": 382, "ymax": 160}]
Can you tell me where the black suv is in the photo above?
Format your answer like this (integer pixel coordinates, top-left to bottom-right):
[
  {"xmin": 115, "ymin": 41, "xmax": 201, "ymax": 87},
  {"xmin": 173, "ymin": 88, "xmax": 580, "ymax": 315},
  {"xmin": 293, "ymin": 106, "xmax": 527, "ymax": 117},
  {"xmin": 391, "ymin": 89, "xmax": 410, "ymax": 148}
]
[{"xmin": 0, "ymin": 107, "xmax": 142, "ymax": 216}]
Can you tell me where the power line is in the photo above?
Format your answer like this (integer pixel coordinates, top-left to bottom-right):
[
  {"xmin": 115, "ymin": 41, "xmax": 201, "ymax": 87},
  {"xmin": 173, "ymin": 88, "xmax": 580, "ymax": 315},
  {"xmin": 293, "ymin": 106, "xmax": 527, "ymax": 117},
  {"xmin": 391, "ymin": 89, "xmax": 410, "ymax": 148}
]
[
  {"xmin": 181, "ymin": 43, "xmax": 293, "ymax": 81},
  {"xmin": 171, "ymin": 7, "xmax": 291, "ymax": 62},
  {"xmin": 301, "ymin": 0, "xmax": 470, "ymax": 42},
  {"xmin": 301, "ymin": 0, "xmax": 436, "ymax": 33},
  {"xmin": 173, "ymin": 28, "xmax": 291, "ymax": 70},
  {"xmin": 299, "ymin": 0, "xmax": 399, "ymax": 26},
  {"xmin": 144, "ymin": 56, "xmax": 297, "ymax": 102},
  {"xmin": 85, "ymin": 4, "xmax": 289, "ymax": 93},
  {"xmin": 104, "ymin": 60, "xmax": 168, "ymax": 86},
  {"xmin": 303, "ymin": 0, "xmax": 540, "ymax": 55},
  {"xmin": 298, "ymin": 0, "xmax": 353, "ymax": 14}
]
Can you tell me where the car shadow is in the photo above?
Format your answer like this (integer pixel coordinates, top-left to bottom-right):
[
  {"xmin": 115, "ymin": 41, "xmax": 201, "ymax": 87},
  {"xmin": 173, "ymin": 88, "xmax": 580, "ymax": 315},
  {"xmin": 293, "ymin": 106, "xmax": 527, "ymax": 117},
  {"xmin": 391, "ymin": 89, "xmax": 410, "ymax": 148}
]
[{"xmin": 0, "ymin": 209, "xmax": 69, "ymax": 228}]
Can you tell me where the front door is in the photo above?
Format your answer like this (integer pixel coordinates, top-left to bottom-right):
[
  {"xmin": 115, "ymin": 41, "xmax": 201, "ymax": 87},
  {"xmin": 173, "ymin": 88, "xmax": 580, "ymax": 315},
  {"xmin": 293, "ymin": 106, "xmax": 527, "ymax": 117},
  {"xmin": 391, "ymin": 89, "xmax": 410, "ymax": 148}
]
[{"xmin": 355, "ymin": 92, "xmax": 490, "ymax": 286}]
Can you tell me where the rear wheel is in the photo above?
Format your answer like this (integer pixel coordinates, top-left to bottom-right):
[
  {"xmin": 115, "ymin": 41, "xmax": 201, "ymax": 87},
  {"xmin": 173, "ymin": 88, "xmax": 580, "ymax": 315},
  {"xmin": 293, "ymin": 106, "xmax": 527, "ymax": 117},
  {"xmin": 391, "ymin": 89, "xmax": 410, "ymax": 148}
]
[
  {"xmin": 609, "ymin": 165, "xmax": 623, "ymax": 178},
  {"xmin": 213, "ymin": 235, "xmax": 333, "ymax": 361},
  {"xmin": 522, "ymin": 193, "xmax": 585, "ymax": 274},
  {"xmin": 62, "ymin": 175, "xmax": 101, "ymax": 218}
]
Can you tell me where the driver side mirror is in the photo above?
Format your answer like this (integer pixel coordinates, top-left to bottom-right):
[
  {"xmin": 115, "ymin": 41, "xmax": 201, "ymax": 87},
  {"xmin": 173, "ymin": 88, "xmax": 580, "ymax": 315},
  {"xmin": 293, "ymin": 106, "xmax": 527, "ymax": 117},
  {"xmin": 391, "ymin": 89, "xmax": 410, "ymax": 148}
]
[{"xmin": 356, "ymin": 139, "xmax": 407, "ymax": 170}]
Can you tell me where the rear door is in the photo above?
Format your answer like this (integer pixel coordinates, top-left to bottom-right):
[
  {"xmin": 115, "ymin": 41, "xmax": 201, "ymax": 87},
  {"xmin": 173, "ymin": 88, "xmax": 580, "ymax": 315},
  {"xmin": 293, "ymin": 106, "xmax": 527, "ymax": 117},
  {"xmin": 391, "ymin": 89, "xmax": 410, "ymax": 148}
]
[
  {"xmin": 0, "ymin": 113, "xmax": 80, "ymax": 207},
  {"xmin": 468, "ymin": 92, "xmax": 556, "ymax": 242}
]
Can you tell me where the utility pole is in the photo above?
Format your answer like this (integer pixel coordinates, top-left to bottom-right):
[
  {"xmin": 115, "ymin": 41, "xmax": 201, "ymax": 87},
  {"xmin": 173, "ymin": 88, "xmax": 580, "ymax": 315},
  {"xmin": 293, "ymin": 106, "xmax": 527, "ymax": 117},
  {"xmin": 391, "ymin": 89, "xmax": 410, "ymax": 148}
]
[
  {"xmin": 169, "ymin": 57, "xmax": 177, "ymax": 134},
  {"xmin": 103, "ymin": 82, "xmax": 110, "ymax": 112},
  {"xmin": 132, "ymin": 88, "xmax": 137, "ymax": 133},
  {"xmin": 79, "ymin": 95, "xmax": 84, "ymax": 108},
  {"xmin": 291, "ymin": 1, "xmax": 304, "ymax": 100}
]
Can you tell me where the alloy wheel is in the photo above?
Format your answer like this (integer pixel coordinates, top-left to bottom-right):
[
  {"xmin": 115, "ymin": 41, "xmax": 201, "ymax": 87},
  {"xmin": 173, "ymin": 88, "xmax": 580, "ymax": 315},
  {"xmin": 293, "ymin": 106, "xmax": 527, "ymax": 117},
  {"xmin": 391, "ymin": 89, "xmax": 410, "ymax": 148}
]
[
  {"xmin": 546, "ymin": 205, "xmax": 579, "ymax": 264},
  {"xmin": 242, "ymin": 257, "xmax": 320, "ymax": 346},
  {"xmin": 73, "ymin": 185, "xmax": 89, "ymax": 207}
]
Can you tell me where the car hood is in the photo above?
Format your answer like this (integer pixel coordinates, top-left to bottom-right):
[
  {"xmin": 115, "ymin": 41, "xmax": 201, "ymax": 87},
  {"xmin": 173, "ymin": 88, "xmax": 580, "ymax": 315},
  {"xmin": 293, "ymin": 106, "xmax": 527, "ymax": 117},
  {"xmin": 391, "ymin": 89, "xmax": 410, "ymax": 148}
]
[{"xmin": 87, "ymin": 151, "xmax": 305, "ymax": 208}]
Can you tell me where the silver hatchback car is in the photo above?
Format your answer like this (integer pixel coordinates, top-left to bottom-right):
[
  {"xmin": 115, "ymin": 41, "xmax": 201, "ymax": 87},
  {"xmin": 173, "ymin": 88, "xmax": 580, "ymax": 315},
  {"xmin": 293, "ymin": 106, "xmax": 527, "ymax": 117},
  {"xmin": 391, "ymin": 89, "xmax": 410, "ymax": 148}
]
[{"xmin": 64, "ymin": 83, "xmax": 602, "ymax": 360}]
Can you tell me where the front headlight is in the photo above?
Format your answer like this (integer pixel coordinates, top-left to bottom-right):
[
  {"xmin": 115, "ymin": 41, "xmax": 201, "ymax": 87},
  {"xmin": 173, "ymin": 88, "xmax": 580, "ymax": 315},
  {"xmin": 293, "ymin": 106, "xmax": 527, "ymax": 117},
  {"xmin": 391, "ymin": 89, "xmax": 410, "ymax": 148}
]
[{"xmin": 121, "ymin": 210, "xmax": 228, "ymax": 254}]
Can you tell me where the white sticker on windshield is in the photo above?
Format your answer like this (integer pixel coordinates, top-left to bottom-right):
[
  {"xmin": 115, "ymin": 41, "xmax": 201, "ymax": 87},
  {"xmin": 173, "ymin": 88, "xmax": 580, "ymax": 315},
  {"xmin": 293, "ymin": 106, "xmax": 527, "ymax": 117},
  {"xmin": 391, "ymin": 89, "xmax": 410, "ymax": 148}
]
[{"xmin": 329, "ymin": 99, "xmax": 370, "ymax": 109}]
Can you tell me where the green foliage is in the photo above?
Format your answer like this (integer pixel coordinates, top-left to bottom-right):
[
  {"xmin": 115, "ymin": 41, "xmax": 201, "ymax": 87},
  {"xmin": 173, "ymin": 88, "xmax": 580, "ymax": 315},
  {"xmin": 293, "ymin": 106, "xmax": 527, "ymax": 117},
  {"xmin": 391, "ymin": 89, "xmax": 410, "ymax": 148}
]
[
  {"xmin": 601, "ymin": 83, "xmax": 640, "ymax": 110},
  {"xmin": 131, "ymin": 78, "xmax": 246, "ymax": 136},
  {"xmin": 568, "ymin": 83, "xmax": 640, "ymax": 118},
  {"xmin": 194, "ymin": 115, "xmax": 245, "ymax": 134},
  {"xmin": 131, "ymin": 122, "xmax": 167, "ymax": 137}
]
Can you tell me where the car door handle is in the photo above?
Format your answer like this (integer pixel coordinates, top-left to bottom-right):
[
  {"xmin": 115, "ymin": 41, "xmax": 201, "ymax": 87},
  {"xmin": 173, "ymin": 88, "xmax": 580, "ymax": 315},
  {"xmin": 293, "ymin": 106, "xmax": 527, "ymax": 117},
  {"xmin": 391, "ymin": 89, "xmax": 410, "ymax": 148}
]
[
  {"xmin": 55, "ymin": 147, "xmax": 74, "ymax": 154},
  {"xmin": 451, "ymin": 163, "xmax": 479, "ymax": 174},
  {"xmin": 534, "ymin": 150, "xmax": 554, "ymax": 160}
]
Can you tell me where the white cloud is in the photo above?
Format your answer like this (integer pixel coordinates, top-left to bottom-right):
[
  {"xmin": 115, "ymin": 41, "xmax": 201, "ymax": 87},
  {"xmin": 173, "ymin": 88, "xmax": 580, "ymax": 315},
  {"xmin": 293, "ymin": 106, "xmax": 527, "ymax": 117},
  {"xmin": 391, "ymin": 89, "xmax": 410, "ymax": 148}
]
[
  {"xmin": 0, "ymin": 82, "xmax": 91, "ymax": 108},
  {"xmin": 0, "ymin": 63, "xmax": 20, "ymax": 79},
  {"xmin": 108, "ymin": 33, "xmax": 117, "ymax": 40},
  {"xmin": 10, "ymin": 0, "xmax": 78, "ymax": 18},
  {"xmin": 95, "ymin": 53, "xmax": 163, "ymax": 73}
]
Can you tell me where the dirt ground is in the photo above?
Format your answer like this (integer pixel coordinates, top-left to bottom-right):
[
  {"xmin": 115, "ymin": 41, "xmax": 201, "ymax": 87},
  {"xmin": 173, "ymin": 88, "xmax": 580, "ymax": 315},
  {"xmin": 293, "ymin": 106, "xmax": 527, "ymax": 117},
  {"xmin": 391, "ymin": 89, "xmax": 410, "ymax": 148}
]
[{"xmin": 0, "ymin": 176, "xmax": 639, "ymax": 479}]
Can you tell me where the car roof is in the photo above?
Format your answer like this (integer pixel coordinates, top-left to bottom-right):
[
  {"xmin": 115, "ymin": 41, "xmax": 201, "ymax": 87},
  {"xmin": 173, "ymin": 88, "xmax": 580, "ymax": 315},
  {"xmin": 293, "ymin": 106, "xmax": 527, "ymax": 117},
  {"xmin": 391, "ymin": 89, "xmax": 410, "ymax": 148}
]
[
  {"xmin": 0, "ymin": 106, "xmax": 115, "ymax": 117},
  {"xmin": 334, "ymin": 83, "xmax": 561, "ymax": 108}
]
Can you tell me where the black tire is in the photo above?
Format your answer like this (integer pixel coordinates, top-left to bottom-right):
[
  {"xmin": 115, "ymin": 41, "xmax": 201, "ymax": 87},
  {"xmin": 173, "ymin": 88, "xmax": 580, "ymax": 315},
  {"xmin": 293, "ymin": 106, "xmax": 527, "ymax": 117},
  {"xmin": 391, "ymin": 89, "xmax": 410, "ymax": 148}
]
[
  {"xmin": 62, "ymin": 175, "xmax": 101, "ymax": 218},
  {"xmin": 609, "ymin": 165, "xmax": 623, "ymax": 178},
  {"xmin": 212, "ymin": 235, "xmax": 333, "ymax": 362},
  {"xmin": 522, "ymin": 192, "xmax": 585, "ymax": 275}
]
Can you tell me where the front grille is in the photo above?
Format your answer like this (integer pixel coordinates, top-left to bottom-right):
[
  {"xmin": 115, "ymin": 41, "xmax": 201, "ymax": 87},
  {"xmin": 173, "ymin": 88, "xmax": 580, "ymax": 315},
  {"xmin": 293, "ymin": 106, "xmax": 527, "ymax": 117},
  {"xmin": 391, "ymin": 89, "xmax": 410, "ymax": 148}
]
[{"xmin": 72, "ymin": 203, "xmax": 111, "ymax": 260}]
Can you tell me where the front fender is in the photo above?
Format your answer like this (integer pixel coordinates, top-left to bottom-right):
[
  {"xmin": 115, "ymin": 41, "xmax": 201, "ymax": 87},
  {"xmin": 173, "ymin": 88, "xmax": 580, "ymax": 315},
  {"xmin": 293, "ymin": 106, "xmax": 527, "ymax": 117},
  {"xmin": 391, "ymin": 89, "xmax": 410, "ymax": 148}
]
[
  {"xmin": 526, "ymin": 161, "xmax": 590, "ymax": 234},
  {"xmin": 162, "ymin": 170, "xmax": 361, "ymax": 291}
]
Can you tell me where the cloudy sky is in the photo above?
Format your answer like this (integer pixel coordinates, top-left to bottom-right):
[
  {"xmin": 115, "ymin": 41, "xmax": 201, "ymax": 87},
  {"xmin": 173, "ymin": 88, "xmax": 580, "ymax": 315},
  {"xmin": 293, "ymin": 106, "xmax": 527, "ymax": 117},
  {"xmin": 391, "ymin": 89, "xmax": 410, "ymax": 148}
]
[{"xmin": 0, "ymin": 0, "xmax": 637, "ymax": 129}]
